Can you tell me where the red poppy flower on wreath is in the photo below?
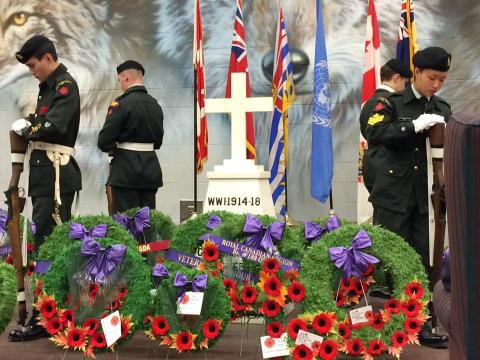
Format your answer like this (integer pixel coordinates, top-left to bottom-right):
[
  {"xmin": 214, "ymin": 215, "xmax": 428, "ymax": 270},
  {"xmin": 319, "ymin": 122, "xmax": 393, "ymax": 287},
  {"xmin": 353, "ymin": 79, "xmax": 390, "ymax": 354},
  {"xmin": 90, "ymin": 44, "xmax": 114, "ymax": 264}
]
[
  {"xmin": 203, "ymin": 319, "xmax": 221, "ymax": 340},
  {"xmin": 392, "ymin": 330, "xmax": 409, "ymax": 348},
  {"xmin": 88, "ymin": 283, "xmax": 100, "ymax": 300},
  {"xmin": 372, "ymin": 312, "xmax": 385, "ymax": 330},
  {"xmin": 172, "ymin": 331, "xmax": 197, "ymax": 352},
  {"xmin": 83, "ymin": 318, "xmax": 99, "ymax": 336},
  {"xmin": 67, "ymin": 327, "xmax": 86, "ymax": 348},
  {"xmin": 5, "ymin": 254, "xmax": 13, "ymax": 265},
  {"xmin": 223, "ymin": 278, "xmax": 237, "ymax": 292},
  {"xmin": 367, "ymin": 339, "xmax": 386, "ymax": 355},
  {"xmin": 402, "ymin": 298, "xmax": 422, "ymax": 317},
  {"xmin": 340, "ymin": 277, "xmax": 355, "ymax": 291},
  {"xmin": 241, "ymin": 284, "xmax": 258, "ymax": 304},
  {"xmin": 62, "ymin": 309, "xmax": 75, "ymax": 326},
  {"xmin": 288, "ymin": 281, "xmax": 306, "ymax": 302},
  {"xmin": 263, "ymin": 276, "xmax": 283, "ymax": 297},
  {"xmin": 287, "ymin": 318, "xmax": 308, "ymax": 340},
  {"xmin": 46, "ymin": 317, "xmax": 63, "ymax": 335},
  {"xmin": 293, "ymin": 344, "xmax": 313, "ymax": 360},
  {"xmin": 90, "ymin": 332, "xmax": 107, "ymax": 349},
  {"xmin": 405, "ymin": 280, "xmax": 425, "ymax": 299},
  {"xmin": 346, "ymin": 338, "xmax": 365, "ymax": 356},
  {"xmin": 404, "ymin": 317, "xmax": 422, "ymax": 334},
  {"xmin": 319, "ymin": 339, "xmax": 339, "ymax": 360},
  {"xmin": 354, "ymin": 278, "xmax": 368, "ymax": 296},
  {"xmin": 152, "ymin": 315, "xmax": 170, "ymax": 336},
  {"xmin": 202, "ymin": 240, "xmax": 219, "ymax": 262},
  {"xmin": 27, "ymin": 243, "xmax": 34, "ymax": 252},
  {"xmin": 338, "ymin": 322, "xmax": 351, "ymax": 339},
  {"xmin": 312, "ymin": 313, "xmax": 333, "ymax": 335},
  {"xmin": 39, "ymin": 298, "xmax": 58, "ymax": 319},
  {"xmin": 384, "ymin": 298, "xmax": 401, "ymax": 314},
  {"xmin": 311, "ymin": 341, "xmax": 322, "ymax": 355},
  {"xmin": 35, "ymin": 279, "xmax": 43, "ymax": 297},
  {"xmin": 266, "ymin": 321, "xmax": 285, "ymax": 339},
  {"xmin": 261, "ymin": 300, "xmax": 281, "ymax": 318},
  {"xmin": 263, "ymin": 258, "xmax": 280, "ymax": 274}
]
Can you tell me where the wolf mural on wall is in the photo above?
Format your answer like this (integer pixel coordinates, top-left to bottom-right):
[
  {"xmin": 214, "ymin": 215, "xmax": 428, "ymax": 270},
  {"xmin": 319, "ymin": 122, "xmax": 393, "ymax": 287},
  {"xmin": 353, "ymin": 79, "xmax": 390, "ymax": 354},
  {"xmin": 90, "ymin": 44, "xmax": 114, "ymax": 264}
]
[{"xmin": 0, "ymin": 0, "xmax": 478, "ymax": 221}]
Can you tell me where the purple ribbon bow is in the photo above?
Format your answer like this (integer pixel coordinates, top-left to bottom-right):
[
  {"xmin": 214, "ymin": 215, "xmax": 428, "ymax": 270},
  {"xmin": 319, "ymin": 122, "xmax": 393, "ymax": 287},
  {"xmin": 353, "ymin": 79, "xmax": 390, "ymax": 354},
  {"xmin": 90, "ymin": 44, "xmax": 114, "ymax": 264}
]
[
  {"xmin": 243, "ymin": 214, "xmax": 285, "ymax": 254},
  {"xmin": 69, "ymin": 223, "xmax": 108, "ymax": 241},
  {"xmin": 206, "ymin": 214, "xmax": 222, "ymax": 231},
  {"xmin": 0, "ymin": 209, "xmax": 7, "ymax": 234},
  {"xmin": 304, "ymin": 215, "xmax": 340, "ymax": 244},
  {"xmin": 113, "ymin": 207, "xmax": 150, "ymax": 236},
  {"xmin": 173, "ymin": 271, "xmax": 208, "ymax": 302},
  {"xmin": 328, "ymin": 229, "xmax": 380, "ymax": 279},
  {"xmin": 152, "ymin": 263, "xmax": 170, "ymax": 279},
  {"xmin": 80, "ymin": 237, "xmax": 127, "ymax": 282}
]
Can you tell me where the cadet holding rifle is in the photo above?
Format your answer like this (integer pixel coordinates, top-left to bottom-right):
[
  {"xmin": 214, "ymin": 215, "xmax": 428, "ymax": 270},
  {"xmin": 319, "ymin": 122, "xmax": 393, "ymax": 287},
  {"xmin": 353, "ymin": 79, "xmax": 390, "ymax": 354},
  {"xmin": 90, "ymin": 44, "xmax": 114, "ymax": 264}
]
[{"xmin": 8, "ymin": 35, "xmax": 82, "ymax": 342}]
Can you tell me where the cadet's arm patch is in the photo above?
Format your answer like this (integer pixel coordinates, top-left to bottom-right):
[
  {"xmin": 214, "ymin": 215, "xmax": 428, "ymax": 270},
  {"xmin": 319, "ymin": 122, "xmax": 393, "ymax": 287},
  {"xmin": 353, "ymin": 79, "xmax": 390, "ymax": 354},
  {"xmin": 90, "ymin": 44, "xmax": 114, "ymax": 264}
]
[
  {"xmin": 367, "ymin": 113, "xmax": 384, "ymax": 126},
  {"xmin": 107, "ymin": 100, "xmax": 119, "ymax": 117},
  {"xmin": 56, "ymin": 80, "xmax": 72, "ymax": 97}
]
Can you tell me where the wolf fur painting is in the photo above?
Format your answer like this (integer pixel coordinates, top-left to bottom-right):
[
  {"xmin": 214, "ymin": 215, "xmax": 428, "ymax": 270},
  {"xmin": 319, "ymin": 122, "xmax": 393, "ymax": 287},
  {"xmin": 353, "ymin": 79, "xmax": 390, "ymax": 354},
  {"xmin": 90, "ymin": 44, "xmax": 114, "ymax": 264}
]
[{"xmin": 0, "ymin": 0, "xmax": 478, "ymax": 222}]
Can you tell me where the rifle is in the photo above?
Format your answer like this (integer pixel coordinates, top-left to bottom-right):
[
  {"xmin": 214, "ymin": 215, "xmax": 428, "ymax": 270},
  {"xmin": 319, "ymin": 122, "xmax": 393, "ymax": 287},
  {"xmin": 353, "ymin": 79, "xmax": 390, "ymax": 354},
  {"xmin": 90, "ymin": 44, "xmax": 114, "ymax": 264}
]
[
  {"xmin": 429, "ymin": 123, "xmax": 447, "ymax": 289},
  {"xmin": 4, "ymin": 130, "xmax": 28, "ymax": 326},
  {"xmin": 106, "ymin": 153, "xmax": 114, "ymax": 215}
]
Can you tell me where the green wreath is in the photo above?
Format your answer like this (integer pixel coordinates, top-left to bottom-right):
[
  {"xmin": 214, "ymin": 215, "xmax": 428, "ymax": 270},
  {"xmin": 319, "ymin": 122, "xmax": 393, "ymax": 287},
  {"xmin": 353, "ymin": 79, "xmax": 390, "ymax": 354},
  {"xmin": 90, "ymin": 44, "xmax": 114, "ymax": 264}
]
[
  {"xmin": 171, "ymin": 211, "xmax": 300, "ymax": 276},
  {"xmin": 37, "ymin": 215, "xmax": 137, "ymax": 261},
  {"xmin": 292, "ymin": 223, "xmax": 430, "ymax": 359},
  {"xmin": 0, "ymin": 262, "xmax": 16, "ymax": 334},
  {"xmin": 144, "ymin": 262, "xmax": 231, "ymax": 352},
  {"xmin": 35, "ymin": 235, "xmax": 151, "ymax": 357}
]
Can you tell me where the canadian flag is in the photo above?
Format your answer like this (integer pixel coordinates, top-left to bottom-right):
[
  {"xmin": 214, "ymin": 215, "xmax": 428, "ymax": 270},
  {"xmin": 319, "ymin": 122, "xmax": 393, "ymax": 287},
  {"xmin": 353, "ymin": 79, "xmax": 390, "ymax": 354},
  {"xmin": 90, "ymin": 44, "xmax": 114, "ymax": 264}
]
[{"xmin": 357, "ymin": 0, "xmax": 381, "ymax": 224}]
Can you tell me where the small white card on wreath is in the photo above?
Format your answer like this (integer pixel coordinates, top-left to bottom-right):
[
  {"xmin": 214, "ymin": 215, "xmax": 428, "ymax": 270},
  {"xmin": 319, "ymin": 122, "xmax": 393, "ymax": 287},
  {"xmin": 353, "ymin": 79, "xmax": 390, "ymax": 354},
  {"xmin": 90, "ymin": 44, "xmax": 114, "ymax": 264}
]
[
  {"xmin": 349, "ymin": 305, "xmax": 373, "ymax": 326},
  {"xmin": 101, "ymin": 310, "xmax": 122, "ymax": 347},
  {"xmin": 260, "ymin": 333, "xmax": 290, "ymax": 359},
  {"xmin": 295, "ymin": 329, "xmax": 324, "ymax": 349},
  {"xmin": 177, "ymin": 291, "xmax": 204, "ymax": 315}
]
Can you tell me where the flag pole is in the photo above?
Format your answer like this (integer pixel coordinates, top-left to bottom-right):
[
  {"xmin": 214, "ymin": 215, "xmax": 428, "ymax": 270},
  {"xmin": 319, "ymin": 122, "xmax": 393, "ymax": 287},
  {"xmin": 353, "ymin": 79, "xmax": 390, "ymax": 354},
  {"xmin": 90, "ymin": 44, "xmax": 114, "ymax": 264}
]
[
  {"xmin": 283, "ymin": 112, "xmax": 294, "ymax": 225},
  {"xmin": 329, "ymin": 189, "xmax": 335, "ymax": 216},
  {"xmin": 193, "ymin": 68, "xmax": 198, "ymax": 216}
]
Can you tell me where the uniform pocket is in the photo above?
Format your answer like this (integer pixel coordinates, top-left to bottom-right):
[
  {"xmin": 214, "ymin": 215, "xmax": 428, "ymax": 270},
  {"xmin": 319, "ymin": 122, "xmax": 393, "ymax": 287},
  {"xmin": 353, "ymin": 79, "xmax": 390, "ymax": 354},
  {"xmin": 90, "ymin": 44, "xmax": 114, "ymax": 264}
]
[{"xmin": 382, "ymin": 163, "xmax": 409, "ymax": 178}]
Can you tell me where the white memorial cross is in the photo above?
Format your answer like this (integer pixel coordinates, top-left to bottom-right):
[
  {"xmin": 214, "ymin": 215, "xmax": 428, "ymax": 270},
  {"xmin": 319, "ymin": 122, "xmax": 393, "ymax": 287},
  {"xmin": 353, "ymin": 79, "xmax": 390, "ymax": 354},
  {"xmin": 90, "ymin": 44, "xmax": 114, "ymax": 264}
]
[{"xmin": 205, "ymin": 72, "xmax": 273, "ymax": 161}]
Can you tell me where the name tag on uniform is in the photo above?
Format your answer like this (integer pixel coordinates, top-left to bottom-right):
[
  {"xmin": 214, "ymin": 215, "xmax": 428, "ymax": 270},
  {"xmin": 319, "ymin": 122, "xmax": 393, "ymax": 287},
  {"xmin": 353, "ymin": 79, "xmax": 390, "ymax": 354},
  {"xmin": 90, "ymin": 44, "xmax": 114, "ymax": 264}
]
[{"xmin": 398, "ymin": 117, "xmax": 412, "ymax": 122}]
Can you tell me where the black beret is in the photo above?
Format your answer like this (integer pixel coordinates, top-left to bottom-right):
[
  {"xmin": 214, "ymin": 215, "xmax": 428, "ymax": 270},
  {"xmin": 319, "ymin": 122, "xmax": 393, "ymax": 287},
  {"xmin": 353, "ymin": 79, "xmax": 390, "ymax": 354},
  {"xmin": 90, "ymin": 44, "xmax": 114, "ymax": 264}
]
[
  {"xmin": 116, "ymin": 60, "xmax": 145, "ymax": 76},
  {"xmin": 384, "ymin": 58, "xmax": 412, "ymax": 78},
  {"xmin": 15, "ymin": 35, "xmax": 54, "ymax": 64},
  {"xmin": 413, "ymin": 47, "xmax": 452, "ymax": 72}
]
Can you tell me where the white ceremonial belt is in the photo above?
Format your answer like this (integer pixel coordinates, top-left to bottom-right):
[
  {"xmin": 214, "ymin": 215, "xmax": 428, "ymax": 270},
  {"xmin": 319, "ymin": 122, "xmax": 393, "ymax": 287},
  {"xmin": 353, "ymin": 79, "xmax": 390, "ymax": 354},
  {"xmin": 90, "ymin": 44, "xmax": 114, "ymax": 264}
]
[
  {"xmin": 30, "ymin": 141, "xmax": 75, "ymax": 156},
  {"xmin": 117, "ymin": 142, "xmax": 154, "ymax": 151}
]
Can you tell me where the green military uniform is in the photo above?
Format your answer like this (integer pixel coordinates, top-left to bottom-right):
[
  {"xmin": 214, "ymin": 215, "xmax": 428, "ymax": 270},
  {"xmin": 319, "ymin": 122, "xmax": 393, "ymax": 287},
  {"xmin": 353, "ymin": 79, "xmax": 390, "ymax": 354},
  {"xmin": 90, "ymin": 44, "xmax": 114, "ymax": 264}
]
[
  {"xmin": 359, "ymin": 86, "xmax": 391, "ymax": 193},
  {"xmin": 23, "ymin": 63, "xmax": 82, "ymax": 250},
  {"xmin": 97, "ymin": 85, "xmax": 164, "ymax": 213},
  {"xmin": 365, "ymin": 86, "xmax": 451, "ymax": 269}
]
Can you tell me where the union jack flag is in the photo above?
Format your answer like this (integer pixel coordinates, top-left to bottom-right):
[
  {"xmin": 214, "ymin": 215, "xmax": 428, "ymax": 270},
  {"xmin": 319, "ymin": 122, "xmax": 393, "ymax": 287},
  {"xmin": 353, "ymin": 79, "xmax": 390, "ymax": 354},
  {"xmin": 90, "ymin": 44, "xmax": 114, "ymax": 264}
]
[
  {"xmin": 268, "ymin": 0, "xmax": 295, "ymax": 216},
  {"xmin": 225, "ymin": 0, "xmax": 256, "ymax": 160},
  {"xmin": 194, "ymin": 0, "xmax": 208, "ymax": 173}
]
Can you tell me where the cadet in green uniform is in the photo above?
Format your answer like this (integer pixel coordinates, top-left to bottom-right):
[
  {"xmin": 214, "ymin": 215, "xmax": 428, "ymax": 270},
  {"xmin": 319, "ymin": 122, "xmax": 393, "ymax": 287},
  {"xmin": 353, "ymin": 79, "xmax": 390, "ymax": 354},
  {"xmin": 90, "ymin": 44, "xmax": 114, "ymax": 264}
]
[
  {"xmin": 98, "ymin": 60, "xmax": 164, "ymax": 213},
  {"xmin": 360, "ymin": 59, "xmax": 412, "ymax": 193},
  {"xmin": 366, "ymin": 47, "xmax": 451, "ymax": 348},
  {"xmin": 9, "ymin": 35, "xmax": 82, "ymax": 341}
]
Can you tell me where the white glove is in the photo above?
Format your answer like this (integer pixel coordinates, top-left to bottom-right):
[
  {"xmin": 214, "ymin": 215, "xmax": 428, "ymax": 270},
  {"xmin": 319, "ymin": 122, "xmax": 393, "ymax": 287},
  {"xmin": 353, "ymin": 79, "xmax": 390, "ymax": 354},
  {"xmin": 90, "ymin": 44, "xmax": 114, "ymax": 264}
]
[
  {"xmin": 11, "ymin": 118, "xmax": 32, "ymax": 135},
  {"xmin": 412, "ymin": 114, "xmax": 445, "ymax": 133}
]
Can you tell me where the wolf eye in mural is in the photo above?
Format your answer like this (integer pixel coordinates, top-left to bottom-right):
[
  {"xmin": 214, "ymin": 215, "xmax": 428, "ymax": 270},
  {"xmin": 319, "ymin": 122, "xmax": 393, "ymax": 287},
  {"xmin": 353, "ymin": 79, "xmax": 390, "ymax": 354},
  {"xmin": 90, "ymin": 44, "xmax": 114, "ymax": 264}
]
[{"xmin": 0, "ymin": 0, "xmax": 478, "ymax": 221}]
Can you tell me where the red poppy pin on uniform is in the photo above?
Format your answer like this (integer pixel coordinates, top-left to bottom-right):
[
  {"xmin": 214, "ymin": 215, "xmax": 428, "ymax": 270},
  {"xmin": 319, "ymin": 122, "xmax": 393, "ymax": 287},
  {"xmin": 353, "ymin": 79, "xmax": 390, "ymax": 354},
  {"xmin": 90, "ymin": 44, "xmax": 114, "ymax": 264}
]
[{"xmin": 58, "ymin": 86, "xmax": 69, "ymax": 96}]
